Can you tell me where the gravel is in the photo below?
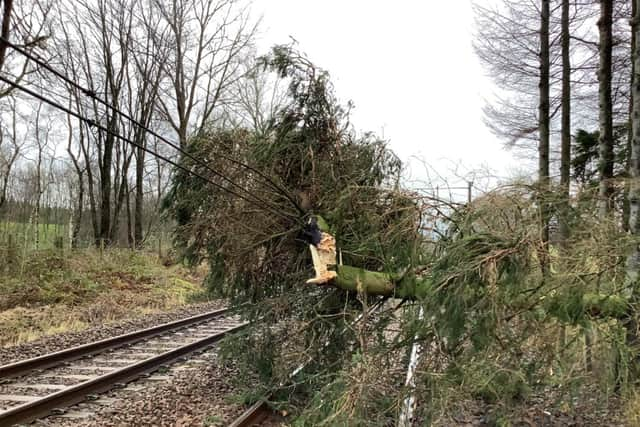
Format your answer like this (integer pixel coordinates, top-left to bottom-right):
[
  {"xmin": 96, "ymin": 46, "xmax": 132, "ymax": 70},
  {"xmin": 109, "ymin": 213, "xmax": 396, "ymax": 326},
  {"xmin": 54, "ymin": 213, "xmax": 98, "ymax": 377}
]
[
  {"xmin": 36, "ymin": 349, "xmax": 250, "ymax": 427},
  {"xmin": 0, "ymin": 301, "xmax": 283, "ymax": 426},
  {"xmin": 0, "ymin": 301, "xmax": 226, "ymax": 365},
  {"xmin": 257, "ymin": 414, "xmax": 288, "ymax": 426}
]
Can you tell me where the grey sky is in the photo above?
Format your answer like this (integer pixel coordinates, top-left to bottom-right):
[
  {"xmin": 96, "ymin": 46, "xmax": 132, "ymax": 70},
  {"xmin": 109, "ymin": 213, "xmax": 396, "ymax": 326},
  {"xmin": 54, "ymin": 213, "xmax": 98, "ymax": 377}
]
[{"xmin": 255, "ymin": 0, "xmax": 522, "ymax": 191}]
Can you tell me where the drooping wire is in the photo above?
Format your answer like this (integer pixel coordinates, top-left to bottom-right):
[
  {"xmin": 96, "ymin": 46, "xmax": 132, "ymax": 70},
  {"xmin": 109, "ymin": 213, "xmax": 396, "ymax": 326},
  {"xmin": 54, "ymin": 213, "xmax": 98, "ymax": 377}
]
[
  {"xmin": 0, "ymin": 36, "xmax": 305, "ymax": 216},
  {"xmin": 0, "ymin": 73, "xmax": 298, "ymax": 222}
]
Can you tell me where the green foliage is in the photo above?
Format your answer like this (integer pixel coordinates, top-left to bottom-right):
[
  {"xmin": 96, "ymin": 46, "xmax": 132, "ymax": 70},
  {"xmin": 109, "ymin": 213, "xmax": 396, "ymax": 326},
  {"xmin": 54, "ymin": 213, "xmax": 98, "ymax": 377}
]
[
  {"xmin": 450, "ymin": 359, "xmax": 530, "ymax": 405},
  {"xmin": 572, "ymin": 125, "xmax": 628, "ymax": 186},
  {"xmin": 164, "ymin": 48, "xmax": 637, "ymax": 425},
  {"xmin": 161, "ymin": 48, "xmax": 433, "ymax": 427},
  {"xmin": 163, "ymin": 48, "xmax": 420, "ymax": 413},
  {"xmin": 418, "ymin": 192, "xmax": 535, "ymax": 353},
  {"xmin": 163, "ymin": 46, "xmax": 417, "ymax": 300}
]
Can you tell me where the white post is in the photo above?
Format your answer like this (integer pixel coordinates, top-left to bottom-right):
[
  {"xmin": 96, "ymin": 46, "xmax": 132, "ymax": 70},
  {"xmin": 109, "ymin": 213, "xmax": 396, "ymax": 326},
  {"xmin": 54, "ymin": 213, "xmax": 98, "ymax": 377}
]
[{"xmin": 398, "ymin": 306, "xmax": 424, "ymax": 427}]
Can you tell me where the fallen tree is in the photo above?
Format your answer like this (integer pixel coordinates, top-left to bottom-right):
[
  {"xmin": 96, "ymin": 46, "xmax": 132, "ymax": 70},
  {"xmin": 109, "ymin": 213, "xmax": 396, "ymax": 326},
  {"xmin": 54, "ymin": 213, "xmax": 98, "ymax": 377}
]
[{"xmin": 164, "ymin": 47, "xmax": 637, "ymax": 424}]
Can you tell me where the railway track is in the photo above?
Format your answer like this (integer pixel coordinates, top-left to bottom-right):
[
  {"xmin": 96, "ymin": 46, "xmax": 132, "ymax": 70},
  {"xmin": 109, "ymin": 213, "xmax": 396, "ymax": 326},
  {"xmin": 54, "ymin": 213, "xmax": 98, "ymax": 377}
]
[
  {"xmin": 229, "ymin": 399, "xmax": 273, "ymax": 426},
  {"xmin": 228, "ymin": 303, "xmax": 388, "ymax": 427},
  {"xmin": 0, "ymin": 308, "xmax": 246, "ymax": 426}
]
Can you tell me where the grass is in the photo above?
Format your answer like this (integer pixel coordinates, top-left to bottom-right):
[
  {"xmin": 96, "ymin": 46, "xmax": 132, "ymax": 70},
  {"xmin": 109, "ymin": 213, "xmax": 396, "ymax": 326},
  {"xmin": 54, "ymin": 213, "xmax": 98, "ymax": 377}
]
[
  {"xmin": 0, "ymin": 247, "xmax": 211, "ymax": 347},
  {"xmin": 625, "ymin": 391, "xmax": 640, "ymax": 425},
  {"xmin": 0, "ymin": 221, "xmax": 69, "ymax": 250}
]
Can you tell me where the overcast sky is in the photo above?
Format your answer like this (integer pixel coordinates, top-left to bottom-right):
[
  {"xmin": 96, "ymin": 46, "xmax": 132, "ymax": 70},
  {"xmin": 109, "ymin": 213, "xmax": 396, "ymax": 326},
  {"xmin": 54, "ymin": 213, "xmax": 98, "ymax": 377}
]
[{"xmin": 254, "ymin": 0, "xmax": 523, "ymax": 193}]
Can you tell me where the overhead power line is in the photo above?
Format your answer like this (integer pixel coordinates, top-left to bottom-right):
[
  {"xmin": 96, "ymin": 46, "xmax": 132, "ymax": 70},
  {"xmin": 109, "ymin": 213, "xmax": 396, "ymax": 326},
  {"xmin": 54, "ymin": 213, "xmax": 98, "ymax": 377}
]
[
  {"xmin": 0, "ymin": 35, "xmax": 304, "ymax": 216},
  {"xmin": 0, "ymin": 74, "xmax": 296, "ymax": 222}
]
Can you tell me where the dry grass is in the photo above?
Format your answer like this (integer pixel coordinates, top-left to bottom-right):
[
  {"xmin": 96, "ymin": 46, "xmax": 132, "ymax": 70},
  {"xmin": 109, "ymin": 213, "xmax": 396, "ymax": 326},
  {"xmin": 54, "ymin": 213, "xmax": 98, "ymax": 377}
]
[
  {"xmin": 625, "ymin": 391, "xmax": 640, "ymax": 426},
  {"xmin": 0, "ymin": 248, "xmax": 210, "ymax": 347}
]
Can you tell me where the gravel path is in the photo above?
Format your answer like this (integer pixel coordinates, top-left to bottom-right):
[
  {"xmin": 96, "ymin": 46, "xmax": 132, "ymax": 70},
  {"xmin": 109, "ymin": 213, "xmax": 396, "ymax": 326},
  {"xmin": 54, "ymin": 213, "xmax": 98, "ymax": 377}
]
[{"xmin": 0, "ymin": 300, "xmax": 226, "ymax": 365}]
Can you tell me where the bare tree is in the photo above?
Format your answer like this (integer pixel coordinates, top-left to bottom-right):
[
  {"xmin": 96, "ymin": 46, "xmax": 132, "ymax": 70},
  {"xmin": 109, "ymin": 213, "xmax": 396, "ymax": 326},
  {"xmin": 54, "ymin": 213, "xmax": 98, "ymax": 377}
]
[
  {"xmin": 630, "ymin": 0, "xmax": 640, "ymax": 270},
  {"xmin": 627, "ymin": 0, "xmax": 640, "ymax": 377},
  {"xmin": 539, "ymin": 0, "xmax": 551, "ymax": 249},
  {"xmin": 0, "ymin": 0, "xmax": 51, "ymax": 97},
  {"xmin": 559, "ymin": 0, "xmax": 571, "ymax": 243},
  {"xmin": 0, "ymin": 0, "xmax": 13, "ymax": 71},
  {"xmin": 154, "ymin": 0, "xmax": 257, "ymax": 147},
  {"xmin": 0, "ymin": 95, "xmax": 22, "ymax": 212},
  {"xmin": 474, "ymin": 0, "xmax": 561, "ymax": 152},
  {"xmin": 55, "ymin": 0, "xmax": 137, "ymax": 246},
  {"xmin": 223, "ymin": 59, "xmax": 288, "ymax": 135},
  {"xmin": 599, "ymin": 0, "xmax": 615, "ymax": 217},
  {"xmin": 132, "ymin": 1, "xmax": 169, "ymax": 248},
  {"xmin": 66, "ymin": 108, "xmax": 85, "ymax": 249}
]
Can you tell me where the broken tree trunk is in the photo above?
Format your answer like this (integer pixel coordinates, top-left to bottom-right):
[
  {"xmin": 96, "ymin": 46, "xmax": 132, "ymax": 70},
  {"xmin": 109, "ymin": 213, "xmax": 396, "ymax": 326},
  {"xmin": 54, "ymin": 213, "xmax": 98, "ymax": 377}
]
[{"xmin": 305, "ymin": 218, "xmax": 629, "ymax": 320}]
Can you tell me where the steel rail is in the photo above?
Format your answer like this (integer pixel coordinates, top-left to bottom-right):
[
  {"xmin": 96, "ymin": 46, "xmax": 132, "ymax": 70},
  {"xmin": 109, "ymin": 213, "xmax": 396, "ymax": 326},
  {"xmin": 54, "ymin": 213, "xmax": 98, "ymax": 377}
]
[
  {"xmin": 0, "ymin": 321, "xmax": 247, "ymax": 426},
  {"xmin": 227, "ymin": 301, "xmax": 387, "ymax": 426},
  {"xmin": 0, "ymin": 307, "xmax": 228, "ymax": 379},
  {"xmin": 228, "ymin": 399, "xmax": 270, "ymax": 427}
]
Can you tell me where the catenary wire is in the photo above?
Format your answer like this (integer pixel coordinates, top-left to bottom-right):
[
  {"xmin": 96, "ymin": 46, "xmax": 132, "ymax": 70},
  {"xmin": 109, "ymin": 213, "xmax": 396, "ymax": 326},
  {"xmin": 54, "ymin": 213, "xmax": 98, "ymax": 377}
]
[
  {"xmin": 0, "ymin": 36, "xmax": 305, "ymax": 216},
  {"xmin": 0, "ymin": 73, "xmax": 297, "ymax": 222}
]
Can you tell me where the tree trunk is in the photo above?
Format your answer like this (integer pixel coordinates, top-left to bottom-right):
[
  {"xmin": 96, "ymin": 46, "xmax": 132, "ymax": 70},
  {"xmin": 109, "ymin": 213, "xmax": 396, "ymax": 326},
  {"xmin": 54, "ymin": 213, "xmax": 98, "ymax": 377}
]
[
  {"xmin": 109, "ymin": 151, "xmax": 132, "ymax": 245},
  {"xmin": 126, "ymin": 180, "xmax": 134, "ymax": 249},
  {"xmin": 98, "ymin": 114, "xmax": 117, "ymax": 246},
  {"xmin": 135, "ymin": 145, "xmax": 144, "ymax": 248},
  {"xmin": 558, "ymin": 0, "xmax": 572, "ymax": 359},
  {"xmin": 72, "ymin": 177, "xmax": 83, "ymax": 249},
  {"xmin": 324, "ymin": 264, "xmax": 628, "ymax": 320},
  {"xmin": 0, "ymin": 0, "xmax": 13, "ymax": 73},
  {"xmin": 84, "ymin": 144, "xmax": 99, "ymax": 243},
  {"xmin": 559, "ymin": 0, "xmax": 571, "ymax": 244},
  {"xmin": 626, "ymin": 0, "xmax": 640, "ymax": 377},
  {"xmin": 1, "ymin": 103, "xmax": 20, "ymax": 215},
  {"xmin": 33, "ymin": 104, "xmax": 43, "ymax": 251},
  {"xmin": 33, "ymin": 203, "xmax": 39, "ymax": 250},
  {"xmin": 99, "ymin": 137, "xmax": 113, "ymax": 246},
  {"xmin": 598, "ymin": 0, "xmax": 614, "ymax": 217},
  {"xmin": 626, "ymin": 1, "xmax": 638, "ymax": 233},
  {"xmin": 539, "ymin": 0, "xmax": 551, "ymax": 265}
]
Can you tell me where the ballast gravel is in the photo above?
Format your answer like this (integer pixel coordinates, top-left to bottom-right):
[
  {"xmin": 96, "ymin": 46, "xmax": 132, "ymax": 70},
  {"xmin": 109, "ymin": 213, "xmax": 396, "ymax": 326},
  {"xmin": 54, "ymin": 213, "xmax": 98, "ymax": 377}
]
[
  {"xmin": 0, "ymin": 301, "xmax": 226, "ymax": 365},
  {"xmin": 36, "ymin": 349, "xmax": 253, "ymax": 427}
]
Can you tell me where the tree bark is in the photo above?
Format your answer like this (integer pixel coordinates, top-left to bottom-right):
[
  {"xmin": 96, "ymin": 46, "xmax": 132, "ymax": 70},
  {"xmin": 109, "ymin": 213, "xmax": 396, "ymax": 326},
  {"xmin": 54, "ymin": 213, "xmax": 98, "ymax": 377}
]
[
  {"xmin": 320, "ymin": 263, "xmax": 628, "ymax": 321},
  {"xmin": 79, "ymin": 123, "xmax": 99, "ymax": 243},
  {"xmin": 626, "ymin": 1, "xmax": 637, "ymax": 233},
  {"xmin": 72, "ymin": 179, "xmax": 83, "ymax": 249},
  {"xmin": 109, "ymin": 146, "xmax": 133, "ymax": 245},
  {"xmin": 626, "ymin": 0, "xmax": 640, "ymax": 367},
  {"xmin": 135, "ymin": 145, "xmax": 144, "ymax": 248},
  {"xmin": 559, "ymin": 0, "xmax": 571, "ymax": 244},
  {"xmin": 66, "ymin": 110, "xmax": 85, "ymax": 249},
  {"xmin": 598, "ymin": 0, "xmax": 614, "ymax": 217},
  {"xmin": 125, "ymin": 180, "xmax": 134, "ymax": 249},
  {"xmin": 33, "ymin": 103, "xmax": 44, "ymax": 251},
  {"xmin": 539, "ymin": 0, "xmax": 551, "ymax": 262},
  {"xmin": 0, "ymin": 0, "xmax": 13, "ymax": 72},
  {"xmin": 99, "ymin": 130, "xmax": 114, "ymax": 246},
  {"xmin": 0, "ymin": 102, "xmax": 20, "ymax": 213}
]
